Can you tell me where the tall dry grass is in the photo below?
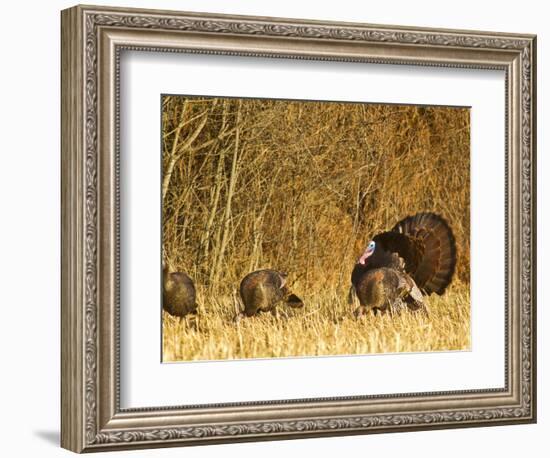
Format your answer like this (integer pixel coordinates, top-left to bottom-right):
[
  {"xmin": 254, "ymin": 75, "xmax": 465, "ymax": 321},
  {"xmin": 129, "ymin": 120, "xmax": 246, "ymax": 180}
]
[
  {"xmin": 163, "ymin": 283, "xmax": 470, "ymax": 362},
  {"xmin": 161, "ymin": 96, "xmax": 470, "ymax": 361}
]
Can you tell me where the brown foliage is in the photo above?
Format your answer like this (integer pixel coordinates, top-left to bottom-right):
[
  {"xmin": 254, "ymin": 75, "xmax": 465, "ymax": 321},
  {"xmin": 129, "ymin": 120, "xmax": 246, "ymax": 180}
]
[{"xmin": 162, "ymin": 96, "xmax": 470, "ymax": 295}]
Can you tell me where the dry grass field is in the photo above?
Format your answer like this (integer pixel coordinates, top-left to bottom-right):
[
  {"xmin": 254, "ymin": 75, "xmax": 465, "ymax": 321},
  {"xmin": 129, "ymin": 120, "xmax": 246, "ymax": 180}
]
[
  {"xmin": 161, "ymin": 95, "xmax": 471, "ymax": 362},
  {"xmin": 163, "ymin": 282, "xmax": 470, "ymax": 362}
]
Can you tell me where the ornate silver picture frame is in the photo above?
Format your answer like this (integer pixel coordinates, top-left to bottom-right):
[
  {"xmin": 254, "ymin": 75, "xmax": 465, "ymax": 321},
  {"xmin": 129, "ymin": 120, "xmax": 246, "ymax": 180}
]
[{"xmin": 61, "ymin": 4, "xmax": 536, "ymax": 453}]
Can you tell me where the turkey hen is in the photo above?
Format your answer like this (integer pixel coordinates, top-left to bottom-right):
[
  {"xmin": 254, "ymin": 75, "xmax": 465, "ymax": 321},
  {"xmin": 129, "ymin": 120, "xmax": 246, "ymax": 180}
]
[
  {"xmin": 235, "ymin": 269, "xmax": 303, "ymax": 321},
  {"xmin": 162, "ymin": 261, "xmax": 198, "ymax": 318},
  {"xmin": 351, "ymin": 212, "xmax": 456, "ymax": 318}
]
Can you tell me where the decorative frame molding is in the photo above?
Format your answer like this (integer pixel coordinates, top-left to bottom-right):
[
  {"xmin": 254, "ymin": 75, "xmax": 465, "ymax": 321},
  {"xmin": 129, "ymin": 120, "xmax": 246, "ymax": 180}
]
[{"xmin": 61, "ymin": 4, "xmax": 536, "ymax": 453}]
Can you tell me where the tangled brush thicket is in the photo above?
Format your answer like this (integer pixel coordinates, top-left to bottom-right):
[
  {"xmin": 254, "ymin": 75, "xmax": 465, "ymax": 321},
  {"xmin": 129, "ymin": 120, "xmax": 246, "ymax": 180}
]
[{"xmin": 162, "ymin": 96, "xmax": 470, "ymax": 295}]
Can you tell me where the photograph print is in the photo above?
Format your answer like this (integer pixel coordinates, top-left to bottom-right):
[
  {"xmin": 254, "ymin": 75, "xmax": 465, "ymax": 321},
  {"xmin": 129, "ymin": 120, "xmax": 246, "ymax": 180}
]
[{"xmin": 161, "ymin": 95, "xmax": 470, "ymax": 362}]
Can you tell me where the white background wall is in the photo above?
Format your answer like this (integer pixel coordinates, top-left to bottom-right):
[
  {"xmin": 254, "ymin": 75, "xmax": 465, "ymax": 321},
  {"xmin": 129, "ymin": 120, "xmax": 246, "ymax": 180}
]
[{"xmin": 0, "ymin": 0, "xmax": 546, "ymax": 456}]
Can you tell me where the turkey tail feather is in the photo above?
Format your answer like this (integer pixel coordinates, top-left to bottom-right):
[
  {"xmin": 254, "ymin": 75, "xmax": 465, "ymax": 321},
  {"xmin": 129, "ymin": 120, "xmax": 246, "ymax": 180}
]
[{"xmin": 392, "ymin": 213, "xmax": 457, "ymax": 295}]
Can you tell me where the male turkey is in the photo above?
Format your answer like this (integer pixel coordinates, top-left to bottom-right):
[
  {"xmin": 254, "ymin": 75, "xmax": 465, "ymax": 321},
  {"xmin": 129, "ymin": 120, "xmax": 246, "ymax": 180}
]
[
  {"xmin": 162, "ymin": 261, "xmax": 197, "ymax": 318},
  {"xmin": 235, "ymin": 269, "xmax": 303, "ymax": 321},
  {"xmin": 351, "ymin": 212, "xmax": 456, "ymax": 318}
]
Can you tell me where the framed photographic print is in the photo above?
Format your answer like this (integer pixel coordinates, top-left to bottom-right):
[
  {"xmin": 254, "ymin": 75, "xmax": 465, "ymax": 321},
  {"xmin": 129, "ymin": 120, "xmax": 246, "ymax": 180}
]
[{"xmin": 61, "ymin": 4, "xmax": 537, "ymax": 453}]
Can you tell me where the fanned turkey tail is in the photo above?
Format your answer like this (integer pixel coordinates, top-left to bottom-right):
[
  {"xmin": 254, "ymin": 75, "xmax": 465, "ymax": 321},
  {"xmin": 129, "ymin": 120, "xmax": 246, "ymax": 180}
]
[{"xmin": 392, "ymin": 212, "xmax": 457, "ymax": 295}]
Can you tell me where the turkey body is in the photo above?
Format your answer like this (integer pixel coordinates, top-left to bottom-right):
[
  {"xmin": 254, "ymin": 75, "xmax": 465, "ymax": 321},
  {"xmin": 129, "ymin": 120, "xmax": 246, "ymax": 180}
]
[
  {"xmin": 353, "ymin": 267, "xmax": 415, "ymax": 315},
  {"xmin": 351, "ymin": 212, "xmax": 456, "ymax": 317},
  {"xmin": 163, "ymin": 266, "xmax": 197, "ymax": 317},
  {"xmin": 237, "ymin": 269, "xmax": 303, "ymax": 319}
]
